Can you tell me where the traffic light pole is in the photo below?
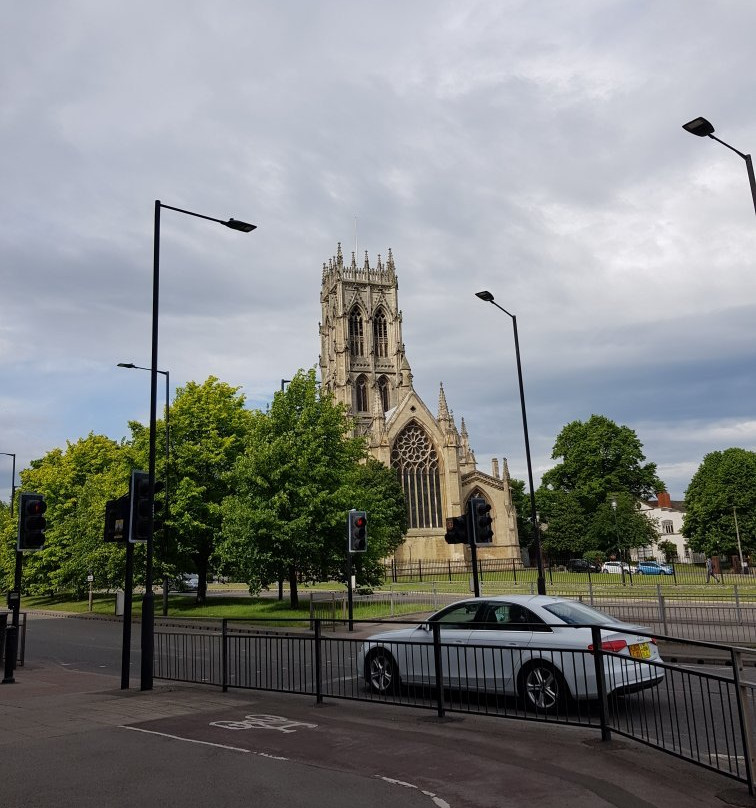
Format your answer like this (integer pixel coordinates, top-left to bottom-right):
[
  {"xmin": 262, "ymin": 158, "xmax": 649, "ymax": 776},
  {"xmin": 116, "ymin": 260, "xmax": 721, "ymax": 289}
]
[
  {"xmin": 467, "ymin": 506, "xmax": 481, "ymax": 598},
  {"xmin": 121, "ymin": 541, "xmax": 134, "ymax": 690},
  {"xmin": 346, "ymin": 551, "xmax": 354, "ymax": 632}
]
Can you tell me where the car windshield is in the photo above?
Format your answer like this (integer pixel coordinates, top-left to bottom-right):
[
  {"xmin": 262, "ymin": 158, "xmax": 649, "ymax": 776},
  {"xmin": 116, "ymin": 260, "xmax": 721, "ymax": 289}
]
[{"xmin": 542, "ymin": 600, "xmax": 618, "ymax": 626}]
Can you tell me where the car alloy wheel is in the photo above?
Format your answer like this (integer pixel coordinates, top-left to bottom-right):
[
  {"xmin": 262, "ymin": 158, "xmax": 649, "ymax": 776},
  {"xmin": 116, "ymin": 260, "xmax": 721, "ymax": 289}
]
[
  {"xmin": 366, "ymin": 649, "xmax": 399, "ymax": 695},
  {"xmin": 521, "ymin": 662, "xmax": 565, "ymax": 712}
]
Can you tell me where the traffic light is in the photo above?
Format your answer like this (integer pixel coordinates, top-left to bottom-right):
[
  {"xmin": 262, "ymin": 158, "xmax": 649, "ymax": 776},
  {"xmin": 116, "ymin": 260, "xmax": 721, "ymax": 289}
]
[
  {"xmin": 348, "ymin": 510, "xmax": 367, "ymax": 553},
  {"xmin": 103, "ymin": 495, "xmax": 129, "ymax": 543},
  {"xmin": 444, "ymin": 515, "xmax": 468, "ymax": 545},
  {"xmin": 128, "ymin": 471, "xmax": 163, "ymax": 543},
  {"xmin": 18, "ymin": 493, "xmax": 47, "ymax": 551},
  {"xmin": 470, "ymin": 497, "xmax": 493, "ymax": 544}
]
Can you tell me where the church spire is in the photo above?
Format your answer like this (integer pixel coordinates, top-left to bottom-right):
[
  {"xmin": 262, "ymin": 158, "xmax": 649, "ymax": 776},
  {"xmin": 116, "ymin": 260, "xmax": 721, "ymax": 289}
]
[{"xmin": 438, "ymin": 382, "xmax": 450, "ymax": 424}]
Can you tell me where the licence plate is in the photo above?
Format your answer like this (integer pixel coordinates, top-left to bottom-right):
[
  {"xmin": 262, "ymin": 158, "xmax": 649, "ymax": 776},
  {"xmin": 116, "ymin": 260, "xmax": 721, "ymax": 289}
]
[{"xmin": 629, "ymin": 642, "xmax": 651, "ymax": 660}]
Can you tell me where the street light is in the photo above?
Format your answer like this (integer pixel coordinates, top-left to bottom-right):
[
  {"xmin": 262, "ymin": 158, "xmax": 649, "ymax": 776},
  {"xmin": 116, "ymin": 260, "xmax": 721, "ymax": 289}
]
[
  {"xmin": 475, "ymin": 291, "xmax": 546, "ymax": 595},
  {"xmin": 610, "ymin": 497, "xmax": 626, "ymax": 586},
  {"xmin": 1, "ymin": 451, "xmax": 21, "ymax": 677},
  {"xmin": 118, "ymin": 362, "xmax": 171, "ymax": 616},
  {"xmin": 140, "ymin": 200, "xmax": 256, "ymax": 691},
  {"xmin": 682, "ymin": 116, "xmax": 756, "ymax": 218},
  {"xmin": 0, "ymin": 452, "xmax": 16, "ymax": 517}
]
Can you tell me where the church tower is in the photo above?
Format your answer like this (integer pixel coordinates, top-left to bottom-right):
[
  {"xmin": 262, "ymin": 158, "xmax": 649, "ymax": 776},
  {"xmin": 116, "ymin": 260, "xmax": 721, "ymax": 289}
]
[
  {"xmin": 319, "ymin": 244, "xmax": 521, "ymax": 566},
  {"xmin": 319, "ymin": 243, "xmax": 412, "ymax": 433}
]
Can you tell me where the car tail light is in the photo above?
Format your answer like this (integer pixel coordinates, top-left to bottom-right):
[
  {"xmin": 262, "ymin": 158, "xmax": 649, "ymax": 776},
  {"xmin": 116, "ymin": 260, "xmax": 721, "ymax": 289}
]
[{"xmin": 588, "ymin": 639, "xmax": 628, "ymax": 653}]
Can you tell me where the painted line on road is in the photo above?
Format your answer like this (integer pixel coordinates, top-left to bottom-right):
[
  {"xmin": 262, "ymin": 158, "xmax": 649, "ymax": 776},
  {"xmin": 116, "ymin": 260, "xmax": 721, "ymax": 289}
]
[
  {"xmin": 376, "ymin": 775, "xmax": 452, "ymax": 808},
  {"xmin": 120, "ymin": 725, "xmax": 288, "ymax": 759}
]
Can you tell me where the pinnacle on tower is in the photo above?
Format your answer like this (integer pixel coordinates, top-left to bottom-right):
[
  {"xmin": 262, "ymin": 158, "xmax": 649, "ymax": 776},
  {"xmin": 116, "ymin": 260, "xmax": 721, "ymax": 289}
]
[{"xmin": 438, "ymin": 382, "xmax": 450, "ymax": 423}]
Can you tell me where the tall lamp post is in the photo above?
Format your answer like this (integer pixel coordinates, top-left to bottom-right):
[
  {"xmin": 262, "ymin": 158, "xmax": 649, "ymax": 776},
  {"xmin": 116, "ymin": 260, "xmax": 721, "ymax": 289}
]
[
  {"xmin": 475, "ymin": 291, "xmax": 546, "ymax": 595},
  {"xmin": 0, "ymin": 452, "xmax": 16, "ymax": 517},
  {"xmin": 141, "ymin": 201, "xmax": 256, "ymax": 691},
  {"xmin": 1, "ymin": 452, "xmax": 21, "ymax": 673},
  {"xmin": 610, "ymin": 497, "xmax": 626, "ymax": 586},
  {"xmin": 682, "ymin": 117, "xmax": 756, "ymax": 218},
  {"xmin": 118, "ymin": 362, "xmax": 171, "ymax": 615}
]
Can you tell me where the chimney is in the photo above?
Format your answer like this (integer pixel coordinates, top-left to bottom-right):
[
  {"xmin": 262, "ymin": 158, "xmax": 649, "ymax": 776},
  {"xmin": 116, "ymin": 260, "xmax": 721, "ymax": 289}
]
[{"xmin": 657, "ymin": 492, "xmax": 671, "ymax": 509}]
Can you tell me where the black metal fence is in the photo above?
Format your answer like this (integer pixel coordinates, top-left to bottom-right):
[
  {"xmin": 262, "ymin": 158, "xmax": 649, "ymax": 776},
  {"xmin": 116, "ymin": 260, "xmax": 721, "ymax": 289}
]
[
  {"xmin": 381, "ymin": 557, "xmax": 755, "ymax": 588},
  {"xmin": 309, "ymin": 587, "xmax": 756, "ymax": 644},
  {"xmin": 0, "ymin": 611, "xmax": 27, "ymax": 667},
  {"xmin": 153, "ymin": 617, "xmax": 755, "ymax": 793}
]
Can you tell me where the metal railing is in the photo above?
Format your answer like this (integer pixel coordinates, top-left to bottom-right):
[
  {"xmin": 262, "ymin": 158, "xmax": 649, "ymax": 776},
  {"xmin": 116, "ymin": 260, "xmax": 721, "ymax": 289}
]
[
  {"xmin": 308, "ymin": 587, "xmax": 756, "ymax": 645},
  {"xmin": 153, "ymin": 616, "xmax": 755, "ymax": 794},
  {"xmin": 381, "ymin": 557, "xmax": 756, "ymax": 589},
  {"xmin": 0, "ymin": 611, "xmax": 27, "ymax": 667}
]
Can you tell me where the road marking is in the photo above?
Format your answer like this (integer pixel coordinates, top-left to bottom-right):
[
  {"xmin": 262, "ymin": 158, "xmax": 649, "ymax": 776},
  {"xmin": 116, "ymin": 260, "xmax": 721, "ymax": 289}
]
[
  {"xmin": 120, "ymin": 725, "xmax": 288, "ymax": 759},
  {"xmin": 209, "ymin": 714, "xmax": 318, "ymax": 733},
  {"xmin": 376, "ymin": 775, "xmax": 452, "ymax": 808}
]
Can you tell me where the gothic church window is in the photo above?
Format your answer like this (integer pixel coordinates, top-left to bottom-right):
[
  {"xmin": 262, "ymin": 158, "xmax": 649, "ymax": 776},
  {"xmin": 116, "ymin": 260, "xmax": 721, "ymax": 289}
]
[
  {"xmin": 377, "ymin": 375, "xmax": 390, "ymax": 412},
  {"xmin": 391, "ymin": 423, "xmax": 443, "ymax": 529},
  {"xmin": 349, "ymin": 306, "xmax": 364, "ymax": 356},
  {"xmin": 373, "ymin": 308, "xmax": 388, "ymax": 358},
  {"xmin": 355, "ymin": 375, "xmax": 368, "ymax": 412}
]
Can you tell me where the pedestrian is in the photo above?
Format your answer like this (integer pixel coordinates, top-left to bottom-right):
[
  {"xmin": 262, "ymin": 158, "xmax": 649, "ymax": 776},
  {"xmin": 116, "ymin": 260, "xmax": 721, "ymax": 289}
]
[{"xmin": 705, "ymin": 556, "xmax": 720, "ymax": 584}]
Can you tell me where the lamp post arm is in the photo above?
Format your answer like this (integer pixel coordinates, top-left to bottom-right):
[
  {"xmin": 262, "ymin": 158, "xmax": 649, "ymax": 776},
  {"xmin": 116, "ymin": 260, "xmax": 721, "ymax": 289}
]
[
  {"xmin": 159, "ymin": 202, "xmax": 226, "ymax": 227},
  {"xmin": 708, "ymin": 135, "xmax": 756, "ymax": 218}
]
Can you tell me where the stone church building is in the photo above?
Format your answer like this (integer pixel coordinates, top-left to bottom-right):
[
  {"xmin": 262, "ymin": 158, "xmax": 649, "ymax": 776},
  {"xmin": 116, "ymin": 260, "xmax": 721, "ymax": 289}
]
[{"xmin": 319, "ymin": 244, "xmax": 521, "ymax": 565}]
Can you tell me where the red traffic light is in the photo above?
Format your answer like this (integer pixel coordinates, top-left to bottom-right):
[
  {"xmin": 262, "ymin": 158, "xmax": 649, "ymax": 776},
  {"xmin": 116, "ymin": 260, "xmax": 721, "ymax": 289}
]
[
  {"xmin": 355, "ymin": 516, "xmax": 366, "ymax": 528},
  {"xmin": 26, "ymin": 499, "xmax": 47, "ymax": 517}
]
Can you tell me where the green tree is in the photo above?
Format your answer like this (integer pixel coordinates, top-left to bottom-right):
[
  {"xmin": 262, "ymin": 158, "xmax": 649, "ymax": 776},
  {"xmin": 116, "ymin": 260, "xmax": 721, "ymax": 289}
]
[
  {"xmin": 509, "ymin": 478, "xmax": 532, "ymax": 548},
  {"xmin": 682, "ymin": 448, "xmax": 756, "ymax": 557},
  {"xmin": 130, "ymin": 376, "xmax": 253, "ymax": 603},
  {"xmin": 220, "ymin": 369, "xmax": 404, "ymax": 608},
  {"xmin": 341, "ymin": 458, "xmax": 407, "ymax": 587},
  {"xmin": 6, "ymin": 434, "xmax": 135, "ymax": 595},
  {"xmin": 538, "ymin": 415, "xmax": 664, "ymax": 557}
]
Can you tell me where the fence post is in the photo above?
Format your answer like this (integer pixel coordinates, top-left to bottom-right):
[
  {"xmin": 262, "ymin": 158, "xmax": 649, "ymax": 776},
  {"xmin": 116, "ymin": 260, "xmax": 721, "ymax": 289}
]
[
  {"xmin": 418, "ymin": 560, "xmax": 423, "ymax": 583},
  {"xmin": 314, "ymin": 619, "xmax": 323, "ymax": 705},
  {"xmin": 432, "ymin": 622, "xmax": 445, "ymax": 719},
  {"xmin": 512, "ymin": 558, "xmax": 517, "ymax": 584},
  {"xmin": 734, "ymin": 585, "xmax": 743, "ymax": 625},
  {"xmin": 221, "ymin": 618, "xmax": 228, "ymax": 693},
  {"xmin": 588, "ymin": 581, "xmax": 594, "ymax": 606},
  {"xmin": 590, "ymin": 625, "xmax": 611, "ymax": 742},
  {"xmin": 656, "ymin": 586, "xmax": 668, "ymax": 635},
  {"xmin": 731, "ymin": 647, "xmax": 755, "ymax": 796}
]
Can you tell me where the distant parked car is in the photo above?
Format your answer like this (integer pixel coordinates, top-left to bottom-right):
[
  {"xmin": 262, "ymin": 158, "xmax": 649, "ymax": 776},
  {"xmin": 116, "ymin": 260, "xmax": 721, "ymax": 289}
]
[
  {"xmin": 601, "ymin": 561, "xmax": 633, "ymax": 575},
  {"xmin": 636, "ymin": 561, "xmax": 674, "ymax": 575},
  {"xmin": 566, "ymin": 558, "xmax": 600, "ymax": 573},
  {"xmin": 171, "ymin": 573, "xmax": 199, "ymax": 592}
]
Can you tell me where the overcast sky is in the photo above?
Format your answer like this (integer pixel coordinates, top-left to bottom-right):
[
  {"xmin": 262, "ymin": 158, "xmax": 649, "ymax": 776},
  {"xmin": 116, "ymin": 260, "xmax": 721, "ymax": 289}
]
[{"xmin": 2, "ymin": 1, "xmax": 756, "ymax": 507}]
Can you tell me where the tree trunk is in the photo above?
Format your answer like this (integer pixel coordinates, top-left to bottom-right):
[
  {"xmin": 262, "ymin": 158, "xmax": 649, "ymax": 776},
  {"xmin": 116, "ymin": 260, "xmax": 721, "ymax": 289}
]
[
  {"xmin": 196, "ymin": 554, "xmax": 209, "ymax": 605},
  {"xmin": 288, "ymin": 564, "xmax": 298, "ymax": 609}
]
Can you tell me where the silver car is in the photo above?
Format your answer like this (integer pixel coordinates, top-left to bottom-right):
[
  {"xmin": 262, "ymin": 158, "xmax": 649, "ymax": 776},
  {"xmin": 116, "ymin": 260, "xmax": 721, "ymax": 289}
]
[{"xmin": 358, "ymin": 595, "xmax": 664, "ymax": 712}]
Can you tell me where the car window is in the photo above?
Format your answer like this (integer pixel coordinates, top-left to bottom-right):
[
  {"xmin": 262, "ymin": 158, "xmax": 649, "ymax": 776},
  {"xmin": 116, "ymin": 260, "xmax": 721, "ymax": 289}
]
[
  {"xmin": 431, "ymin": 602, "xmax": 482, "ymax": 628},
  {"xmin": 479, "ymin": 603, "xmax": 549, "ymax": 631},
  {"xmin": 542, "ymin": 600, "xmax": 617, "ymax": 626}
]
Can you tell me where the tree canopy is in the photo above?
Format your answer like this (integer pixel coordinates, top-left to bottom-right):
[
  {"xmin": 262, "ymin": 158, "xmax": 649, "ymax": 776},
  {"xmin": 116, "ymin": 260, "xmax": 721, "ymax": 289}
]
[
  {"xmin": 219, "ymin": 369, "xmax": 405, "ymax": 607},
  {"xmin": 537, "ymin": 415, "xmax": 663, "ymax": 557},
  {"xmin": 1, "ymin": 434, "xmax": 135, "ymax": 595},
  {"xmin": 129, "ymin": 376, "xmax": 253, "ymax": 601},
  {"xmin": 682, "ymin": 448, "xmax": 756, "ymax": 557}
]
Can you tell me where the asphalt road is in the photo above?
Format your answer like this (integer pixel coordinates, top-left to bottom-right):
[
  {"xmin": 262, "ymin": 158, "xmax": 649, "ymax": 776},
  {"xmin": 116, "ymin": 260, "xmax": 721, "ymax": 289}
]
[{"xmin": 6, "ymin": 614, "xmax": 754, "ymax": 808}]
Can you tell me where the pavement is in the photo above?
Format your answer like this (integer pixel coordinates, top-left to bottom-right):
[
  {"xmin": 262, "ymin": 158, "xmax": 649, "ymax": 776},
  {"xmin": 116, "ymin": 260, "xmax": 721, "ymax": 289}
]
[{"xmin": 1, "ymin": 652, "xmax": 755, "ymax": 807}]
